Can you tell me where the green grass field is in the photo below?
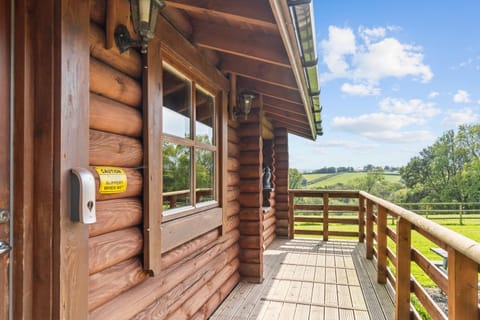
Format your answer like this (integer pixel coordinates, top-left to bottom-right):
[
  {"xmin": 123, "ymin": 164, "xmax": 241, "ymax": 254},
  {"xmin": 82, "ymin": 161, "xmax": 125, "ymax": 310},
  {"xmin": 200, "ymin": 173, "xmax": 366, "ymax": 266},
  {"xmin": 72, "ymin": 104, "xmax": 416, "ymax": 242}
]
[{"xmin": 303, "ymin": 172, "xmax": 402, "ymax": 188}]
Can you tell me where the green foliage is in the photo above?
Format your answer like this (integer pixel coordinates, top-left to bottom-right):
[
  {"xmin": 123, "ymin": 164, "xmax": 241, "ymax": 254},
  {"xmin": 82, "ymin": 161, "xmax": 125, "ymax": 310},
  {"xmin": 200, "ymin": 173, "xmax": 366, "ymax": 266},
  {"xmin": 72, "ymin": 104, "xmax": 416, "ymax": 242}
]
[
  {"xmin": 289, "ymin": 168, "xmax": 307, "ymax": 189},
  {"xmin": 401, "ymin": 124, "xmax": 480, "ymax": 202}
]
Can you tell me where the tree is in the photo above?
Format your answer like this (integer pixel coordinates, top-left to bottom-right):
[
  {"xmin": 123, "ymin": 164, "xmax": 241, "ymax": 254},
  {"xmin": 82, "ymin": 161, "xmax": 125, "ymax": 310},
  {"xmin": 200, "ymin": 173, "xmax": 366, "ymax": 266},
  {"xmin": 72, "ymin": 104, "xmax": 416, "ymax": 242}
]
[
  {"xmin": 289, "ymin": 168, "xmax": 306, "ymax": 189},
  {"xmin": 355, "ymin": 167, "xmax": 385, "ymax": 193}
]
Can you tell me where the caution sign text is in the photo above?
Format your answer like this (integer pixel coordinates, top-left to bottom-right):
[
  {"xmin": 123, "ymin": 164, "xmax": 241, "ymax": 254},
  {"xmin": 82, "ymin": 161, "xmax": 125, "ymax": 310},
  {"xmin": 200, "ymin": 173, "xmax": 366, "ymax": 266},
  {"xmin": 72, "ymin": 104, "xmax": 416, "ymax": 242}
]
[{"xmin": 95, "ymin": 167, "xmax": 128, "ymax": 194}]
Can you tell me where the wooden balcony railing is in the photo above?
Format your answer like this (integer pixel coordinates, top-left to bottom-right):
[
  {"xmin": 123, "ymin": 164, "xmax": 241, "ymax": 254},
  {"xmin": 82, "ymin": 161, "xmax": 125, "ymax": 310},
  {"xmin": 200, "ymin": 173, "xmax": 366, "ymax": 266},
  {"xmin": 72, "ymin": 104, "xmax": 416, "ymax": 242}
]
[
  {"xmin": 163, "ymin": 188, "xmax": 213, "ymax": 209},
  {"xmin": 288, "ymin": 189, "xmax": 480, "ymax": 320}
]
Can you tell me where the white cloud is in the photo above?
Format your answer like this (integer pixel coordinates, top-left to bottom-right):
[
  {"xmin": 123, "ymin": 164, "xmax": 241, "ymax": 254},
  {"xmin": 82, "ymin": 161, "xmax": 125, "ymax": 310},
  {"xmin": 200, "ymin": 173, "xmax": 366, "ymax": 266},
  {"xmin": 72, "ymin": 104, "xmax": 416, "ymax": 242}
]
[
  {"xmin": 379, "ymin": 98, "xmax": 440, "ymax": 118},
  {"xmin": 478, "ymin": 100, "xmax": 480, "ymax": 105},
  {"xmin": 321, "ymin": 25, "xmax": 433, "ymax": 85},
  {"xmin": 321, "ymin": 26, "xmax": 356, "ymax": 76},
  {"xmin": 442, "ymin": 108, "xmax": 478, "ymax": 126},
  {"xmin": 341, "ymin": 82, "xmax": 380, "ymax": 96},
  {"xmin": 363, "ymin": 130, "xmax": 435, "ymax": 143},
  {"xmin": 453, "ymin": 90, "xmax": 471, "ymax": 103},
  {"xmin": 428, "ymin": 91, "xmax": 439, "ymax": 99},
  {"xmin": 332, "ymin": 113, "xmax": 421, "ymax": 133},
  {"xmin": 315, "ymin": 140, "xmax": 378, "ymax": 150}
]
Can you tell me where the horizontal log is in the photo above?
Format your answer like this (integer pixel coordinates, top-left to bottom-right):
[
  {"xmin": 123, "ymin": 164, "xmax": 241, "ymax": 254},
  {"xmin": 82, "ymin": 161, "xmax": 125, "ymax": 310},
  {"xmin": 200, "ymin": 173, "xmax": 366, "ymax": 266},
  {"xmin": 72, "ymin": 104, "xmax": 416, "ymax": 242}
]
[
  {"xmin": 227, "ymin": 127, "xmax": 240, "ymax": 144},
  {"xmin": 411, "ymin": 278, "xmax": 446, "ymax": 320},
  {"xmin": 386, "ymin": 226, "xmax": 396, "ymax": 241},
  {"xmin": 239, "ymin": 151, "xmax": 261, "ymax": 165},
  {"xmin": 239, "ymin": 208, "xmax": 262, "ymax": 221},
  {"xmin": 291, "ymin": 190, "xmax": 359, "ymax": 198},
  {"xmin": 89, "ymin": 22, "xmax": 142, "ymax": 79},
  {"xmin": 238, "ymin": 249, "xmax": 262, "ymax": 264},
  {"xmin": 228, "ymin": 120, "xmax": 239, "ymax": 129},
  {"xmin": 89, "ymin": 198, "xmax": 142, "ymax": 237},
  {"xmin": 161, "ymin": 229, "xmax": 220, "ymax": 270},
  {"xmin": 226, "ymin": 200, "xmax": 240, "ymax": 217},
  {"xmin": 90, "ymin": 0, "xmax": 105, "ymax": 25},
  {"xmin": 263, "ymin": 224, "xmax": 276, "ymax": 241},
  {"xmin": 275, "ymin": 169, "xmax": 289, "ymax": 179},
  {"xmin": 90, "ymin": 93, "xmax": 142, "ymax": 137},
  {"xmin": 293, "ymin": 217, "xmax": 359, "ymax": 225},
  {"xmin": 91, "ymin": 167, "xmax": 143, "ymax": 201},
  {"xmin": 239, "ymin": 179, "xmax": 261, "ymax": 193},
  {"xmin": 228, "ymin": 142, "xmax": 240, "ymax": 157},
  {"xmin": 227, "ymin": 171, "xmax": 240, "ymax": 187},
  {"xmin": 226, "ymin": 186, "xmax": 240, "ymax": 202},
  {"xmin": 263, "ymin": 208, "xmax": 276, "ymax": 220},
  {"xmin": 275, "ymin": 202, "xmax": 289, "ymax": 211},
  {"xmin": 275, "ymin": 152, "xmax": 289, "ymax": 161},
  {"xmin": 275, "ymin": 185, "xmax": 288, "ymax": 194},
  {"xmin": 90, "ymin": 58, "xmax": 142, "ymax": 107},
  {"xmin": 238, "ymin": 123, "xmax": 261, "ymax": 137},
  {"xmin": 88, "ymin": 257, "xmax": 148, "ymax": 311},
  {"xmin": 294, "ymin": 204, "xmax": 359, "ymax": 212},
  {"xmin": 294, "ymin": 229, "xmax": 322, "ymax": 236},
  {"xmin": 239, "ymin": 262, "xmax": 261, "ymax": 279},
  {"xmin": 239, "ymin": 236, "xmax": 261, "ymax": 249},
  {"xmin": 89, "ymin": 230, "xmax": 240, "ymax": 320},
  {"xmin": 275, "ymin": 219, "xmax": 289, "ymax": 228},
  {"xmin": 386, "ymin": 247, "xmax": 396, "ymax": 266},
  {"xmin": 276, "ymin": 227, "xmax": 288, "ymax": 237},
  {"xmin": 200, "ymin": 272, "xmax": 240, "ymax": 319},
  {"xmin": 89, "ymin": 129, "xmax": 143, "ymax": 167},
  {"xmin": 224, "ymin": 215, "xmax": 240, "ymax": 233},
  {"xmin": 239, "ymin": 193, "xmax": 261, "ymax": 207},
  {"xmin": 411, "ymin": 248, "xmax": 447, "ymax": 292},
  {"xmin": 239, "ymin": 221, "xmax": 261, "ymax": 236},
  {"xmin": 89, "ymin": 227, "xmax": 143, "ymax": 275},
  {"xmin": 227, "ymin": 157, "xmax": 240, "ymax": 172},
  {"xmin": 239, "ymin": 165, "xmax": 261, "ymax": 179},
  {"xmin": 328, "ymin": 231, "xmax": 359, "ymax": 237},
  {"xmin": 262, "ymin": 126, "xmax": 274, "ymax": 140},
  {"xmin": 166, "ymin": 258, "xmax": 240, "ymax": 319},
  {"xmin": 264, "ymin": 232, "xmax": 276, "ymax": 249},
  {"xmin": 240, "ymin": 136, "xmax": 261, "ymax": 151},
  {"xmin": 263, "ymin": 215, "xmax": 276, "ymax": 230},
  {"xmin": 131, "ymin": 244, "xmax": 239, "ymax": 320}
]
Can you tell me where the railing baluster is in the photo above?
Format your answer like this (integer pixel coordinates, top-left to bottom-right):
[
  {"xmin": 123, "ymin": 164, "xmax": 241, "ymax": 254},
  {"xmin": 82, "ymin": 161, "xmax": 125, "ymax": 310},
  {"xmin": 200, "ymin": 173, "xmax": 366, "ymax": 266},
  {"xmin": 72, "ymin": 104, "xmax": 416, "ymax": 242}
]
[
  {"xmin": 366, "ymin": 199, "xmax": 374, "ymax": 259},
  {"xmin": 395, "ymin": 217, "xmax": 411, "ymax": 320},
  {"xmin": 447, "ymin": 249, "xmax": 479, "ymax": 319},
  {"xmin": 288, "ymin": 191, "xmax": 295, "ymax": 239},
  {"xmin": 377, "ymin": 205, "xmax": 387, "ymax": 284},
  {"xmin": 323, "ymin": 193, "xmax": 329, "ymax": 241},
  {"xmin": 359, "ymin": 195, "xmax": 365, "ymax": 243}
]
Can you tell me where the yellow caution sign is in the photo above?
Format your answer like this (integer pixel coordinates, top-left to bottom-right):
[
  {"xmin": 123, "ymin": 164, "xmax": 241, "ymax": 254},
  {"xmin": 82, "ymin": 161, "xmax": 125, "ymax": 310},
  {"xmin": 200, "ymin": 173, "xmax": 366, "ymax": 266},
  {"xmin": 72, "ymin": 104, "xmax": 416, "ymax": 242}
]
[{"xmin": 95, "ymin": 167, "xmax": 128, "ymax": 194}]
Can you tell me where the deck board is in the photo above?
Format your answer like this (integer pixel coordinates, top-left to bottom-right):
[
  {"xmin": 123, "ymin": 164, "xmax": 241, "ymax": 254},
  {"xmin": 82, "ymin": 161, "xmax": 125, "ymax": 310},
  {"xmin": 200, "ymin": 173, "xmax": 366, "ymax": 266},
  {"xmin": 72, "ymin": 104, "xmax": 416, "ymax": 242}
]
[{"xmin": 211, "ymin": 239, "xmax": 394, "ymax": 319}]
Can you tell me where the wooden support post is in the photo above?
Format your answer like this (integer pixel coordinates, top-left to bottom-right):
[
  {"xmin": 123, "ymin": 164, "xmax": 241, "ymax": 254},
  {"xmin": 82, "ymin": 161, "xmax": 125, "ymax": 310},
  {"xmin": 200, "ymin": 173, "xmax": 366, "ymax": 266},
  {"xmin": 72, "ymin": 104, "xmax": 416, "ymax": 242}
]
[
  {"xmin": 366, "ymin": 200, "xmax": 374, "ymax": 259},
  {"xmin": 395, "ymin": 217, "xmax": 411, "ymax": 320},
  {"xmin": 323, "ymin": 193, "xmax": 329, "ymax": 241},
  {"xmin": 358, "ymin": 195, "xmax": 365, "ymax": 243},
  {"xmin": 447, "ymin": 248, "xmax": 479, "ymax": 319},
  {"xmin": 288, "ymin": 191, "xmax": 294, "ymax": 239},
  {"xmin": 377, "ymin": 206, "xmax": 387, "ymax": 284}
]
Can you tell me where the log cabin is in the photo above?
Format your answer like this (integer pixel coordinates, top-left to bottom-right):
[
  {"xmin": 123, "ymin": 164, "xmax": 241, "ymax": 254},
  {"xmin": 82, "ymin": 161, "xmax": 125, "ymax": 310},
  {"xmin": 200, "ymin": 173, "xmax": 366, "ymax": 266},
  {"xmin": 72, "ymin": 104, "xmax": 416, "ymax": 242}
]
[{"xmin": 0, "ymin": 1, "xmax": 478, "ymax": 319}]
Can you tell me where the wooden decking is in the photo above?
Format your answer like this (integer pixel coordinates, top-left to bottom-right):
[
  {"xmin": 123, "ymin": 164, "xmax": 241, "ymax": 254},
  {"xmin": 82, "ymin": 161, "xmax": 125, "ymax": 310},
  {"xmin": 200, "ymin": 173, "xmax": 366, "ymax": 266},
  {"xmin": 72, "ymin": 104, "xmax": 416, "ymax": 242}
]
[{"xmin": 211, "ymin": 238, "xmax": 394, "ymax": 320}]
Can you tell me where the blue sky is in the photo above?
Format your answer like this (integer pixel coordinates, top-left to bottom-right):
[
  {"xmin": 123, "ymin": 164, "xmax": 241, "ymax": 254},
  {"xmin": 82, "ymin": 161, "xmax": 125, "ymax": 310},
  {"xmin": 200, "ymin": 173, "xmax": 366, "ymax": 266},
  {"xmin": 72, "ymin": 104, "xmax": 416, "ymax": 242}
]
[{"xmin": 290, "ymin": 0, "xmax": 480, "ymax": 171}]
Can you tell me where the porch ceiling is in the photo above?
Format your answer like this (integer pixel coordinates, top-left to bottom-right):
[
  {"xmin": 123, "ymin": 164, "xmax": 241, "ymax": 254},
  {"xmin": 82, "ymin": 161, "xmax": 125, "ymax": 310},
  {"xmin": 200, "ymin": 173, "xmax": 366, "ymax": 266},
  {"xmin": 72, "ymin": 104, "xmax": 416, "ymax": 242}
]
[{"xmin": 163, "ymin": 0, "xmax": 319, "ymax": 139}]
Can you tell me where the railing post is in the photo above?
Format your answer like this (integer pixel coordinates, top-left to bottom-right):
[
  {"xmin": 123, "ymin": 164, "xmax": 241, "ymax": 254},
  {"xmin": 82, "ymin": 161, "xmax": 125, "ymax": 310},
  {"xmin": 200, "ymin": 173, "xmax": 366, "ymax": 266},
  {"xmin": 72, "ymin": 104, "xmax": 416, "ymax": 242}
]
[
  {"xmin": 288, "ymin": 191, "xmax": 294, "ymax": 239},
  {"xmin": 323, "ymin": 193, "xmax": 329, "ymax": 241},
  {"xmin": 447, "ymin": 249, "xmax": 479, "ymax": 319},
  {"xmin": 366, "ymin": 199, "xmax": 373, "ymax": 259},
  {"xmin": 377, "ymin": 205, "xmax": 387, "ymax": 284},
  {"xmin": 358, "ymin": 194, "xmax": 365, "ymax": 243},
  {"xmin": 459, "ymin": 203, "xmax": 463, "ymax": 225},
  {"xmin": 395, "ymin": 217, "xmax": 411, "ymax": 320}
]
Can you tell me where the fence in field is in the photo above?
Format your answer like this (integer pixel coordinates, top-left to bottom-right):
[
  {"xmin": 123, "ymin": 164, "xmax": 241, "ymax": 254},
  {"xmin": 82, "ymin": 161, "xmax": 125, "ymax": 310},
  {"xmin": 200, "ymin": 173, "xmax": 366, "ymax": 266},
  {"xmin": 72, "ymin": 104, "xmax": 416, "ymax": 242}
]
[{"xmin": 397, "ymin": 202, "xmax": 480, "ymax": 225}]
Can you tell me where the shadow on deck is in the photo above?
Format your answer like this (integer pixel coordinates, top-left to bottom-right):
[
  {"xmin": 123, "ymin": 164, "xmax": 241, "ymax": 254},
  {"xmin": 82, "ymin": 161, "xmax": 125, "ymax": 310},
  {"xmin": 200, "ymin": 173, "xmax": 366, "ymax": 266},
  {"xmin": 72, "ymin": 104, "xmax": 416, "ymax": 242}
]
[{"xmin": 211, "ymin": 238, "xmax": 394, "ymax": 320}]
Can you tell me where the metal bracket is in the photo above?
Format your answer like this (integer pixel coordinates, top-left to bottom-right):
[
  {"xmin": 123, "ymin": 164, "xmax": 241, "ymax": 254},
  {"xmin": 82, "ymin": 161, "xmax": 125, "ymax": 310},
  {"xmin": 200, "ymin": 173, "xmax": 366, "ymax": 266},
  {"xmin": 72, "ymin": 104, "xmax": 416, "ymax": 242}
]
[
  {"xmin": 0, "ymin": 241, "xmax": 11, "ymax": 256},
  {"xmin": 0, "ymin": 209, "xmax": 9, "ymax": 224}
]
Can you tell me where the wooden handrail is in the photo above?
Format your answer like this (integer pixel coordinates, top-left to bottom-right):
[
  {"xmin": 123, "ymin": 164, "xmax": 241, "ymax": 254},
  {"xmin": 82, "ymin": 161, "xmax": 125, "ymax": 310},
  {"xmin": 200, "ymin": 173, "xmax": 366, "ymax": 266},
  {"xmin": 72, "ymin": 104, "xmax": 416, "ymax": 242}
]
[
  {"xmin": 360, "ymin": 191, "xmax": 480, "ymax": 265},
  {"xmin": 289, "ymin": 189, "xmax": 480, "ymax": 320}
]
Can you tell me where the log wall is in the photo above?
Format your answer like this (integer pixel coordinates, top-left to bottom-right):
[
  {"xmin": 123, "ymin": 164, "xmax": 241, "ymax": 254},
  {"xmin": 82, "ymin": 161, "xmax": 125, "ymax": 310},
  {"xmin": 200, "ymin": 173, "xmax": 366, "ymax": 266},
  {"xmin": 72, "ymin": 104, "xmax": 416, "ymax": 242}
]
[
  {"xmin": 238, "ymin": 110, "xmax": 264, "ymax": 282},
  {"xmin": 87, "ymin": 2, "xmax": 240, "ymax": 318},
  {"xmin": 274, "ymin": 128, "xmax": 289, "ymax": 237}
]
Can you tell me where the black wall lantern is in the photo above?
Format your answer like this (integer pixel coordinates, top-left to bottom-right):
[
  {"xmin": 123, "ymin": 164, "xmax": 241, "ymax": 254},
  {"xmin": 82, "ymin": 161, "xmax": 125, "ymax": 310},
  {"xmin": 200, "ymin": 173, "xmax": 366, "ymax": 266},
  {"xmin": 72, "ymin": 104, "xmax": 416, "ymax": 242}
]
[
  {"xmin": 115, "ymin": 0, "xmax": 166, "ymax": 54},
  {"xmin": 233, "ymin": 92, "xmax": 258, "ymax": 120}
]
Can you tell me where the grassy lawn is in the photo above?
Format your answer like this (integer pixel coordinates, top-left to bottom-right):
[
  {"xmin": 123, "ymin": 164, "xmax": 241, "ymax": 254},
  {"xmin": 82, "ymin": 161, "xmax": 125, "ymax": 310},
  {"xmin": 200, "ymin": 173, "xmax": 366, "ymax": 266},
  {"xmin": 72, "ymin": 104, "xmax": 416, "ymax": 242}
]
[{"xmin": 303, "ymin": 172, "xmax": 402, "ymax": 188}]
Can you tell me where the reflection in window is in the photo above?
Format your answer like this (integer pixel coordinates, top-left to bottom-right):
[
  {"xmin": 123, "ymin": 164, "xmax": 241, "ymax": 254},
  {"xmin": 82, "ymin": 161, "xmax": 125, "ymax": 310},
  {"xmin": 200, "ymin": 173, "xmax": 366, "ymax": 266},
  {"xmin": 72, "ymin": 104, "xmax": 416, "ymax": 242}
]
[
  {"xmin": 196, "ymin": 149, "xmax": 215, "ymax": 203},
  {"xmin": 195, "ymin": 89, "xmax": 214, "ymax": 145},
  {"xmin": 163, "ymin": 67, "xmax": 191, "ymax": 138},
  {"xmin": 162, "ymin": 142, "xmax": 191, "ymax": 211}
]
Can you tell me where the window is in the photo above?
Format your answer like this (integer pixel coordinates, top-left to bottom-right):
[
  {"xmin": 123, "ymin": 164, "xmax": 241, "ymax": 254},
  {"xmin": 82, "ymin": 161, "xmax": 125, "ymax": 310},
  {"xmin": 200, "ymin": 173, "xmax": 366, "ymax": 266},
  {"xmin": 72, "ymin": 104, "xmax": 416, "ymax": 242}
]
[{"xmin": 162, "ymin": 64, "xmax": 218, "ymax": 222}]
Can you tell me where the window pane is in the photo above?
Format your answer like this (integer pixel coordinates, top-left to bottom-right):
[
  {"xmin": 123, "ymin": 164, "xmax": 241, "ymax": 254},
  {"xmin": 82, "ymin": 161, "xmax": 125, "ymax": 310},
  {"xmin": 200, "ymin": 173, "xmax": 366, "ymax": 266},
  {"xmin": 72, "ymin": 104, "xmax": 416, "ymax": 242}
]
[
  {"xmin": 196, "ymin": 149, "xmax": 215, "ymax": 203},
  {"xmin": 195, "ymin": 89, "xmax": 214, "ymax": 145},
  {"xmin": 163, "ymin": 68, "xmax": 191, "ymax": 138},
  {"xmin": 163, "ymin": 142, "xmax": 191, "ymax": 211}
]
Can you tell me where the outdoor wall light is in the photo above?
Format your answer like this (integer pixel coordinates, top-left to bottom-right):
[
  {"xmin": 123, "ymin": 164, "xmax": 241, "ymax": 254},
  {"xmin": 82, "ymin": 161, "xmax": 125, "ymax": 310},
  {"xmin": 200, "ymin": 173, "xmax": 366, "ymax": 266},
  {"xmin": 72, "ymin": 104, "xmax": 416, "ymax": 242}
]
[
  {"xmin": 233, "ymin": 92, "xmax": 257, "ymax": 120},
  {"xmin": 115, "ymin": 0, "xmax": 166, "ymax": 54}
]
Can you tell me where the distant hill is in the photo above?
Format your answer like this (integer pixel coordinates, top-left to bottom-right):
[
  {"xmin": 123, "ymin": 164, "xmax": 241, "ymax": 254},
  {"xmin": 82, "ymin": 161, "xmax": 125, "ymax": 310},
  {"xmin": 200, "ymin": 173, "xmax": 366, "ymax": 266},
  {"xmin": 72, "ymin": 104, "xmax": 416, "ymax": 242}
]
[{"xmin": 303, "ymin": 171, "xmax": 402, "ymax": 189}]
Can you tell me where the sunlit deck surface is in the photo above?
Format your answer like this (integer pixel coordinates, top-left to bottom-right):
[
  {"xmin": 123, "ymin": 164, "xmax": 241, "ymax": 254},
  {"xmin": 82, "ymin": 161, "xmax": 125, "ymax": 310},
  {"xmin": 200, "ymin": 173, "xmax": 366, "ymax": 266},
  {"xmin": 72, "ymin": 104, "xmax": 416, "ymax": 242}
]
[{"xmin": 211, "ymin": 239, "xmax": 394, "ymax": 320}]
